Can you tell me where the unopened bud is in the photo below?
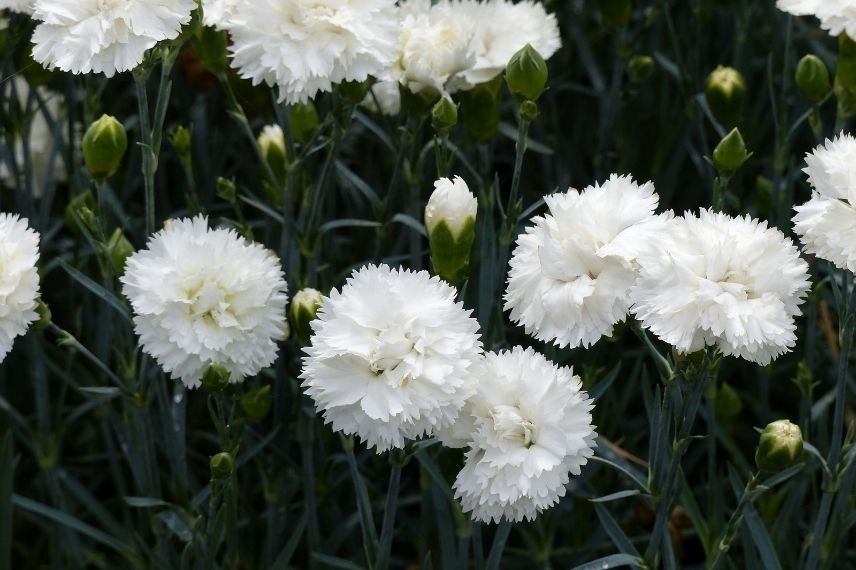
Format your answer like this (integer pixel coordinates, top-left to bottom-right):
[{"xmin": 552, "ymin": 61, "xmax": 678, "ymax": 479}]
[
  {"xmin": 705, "ymin": 66, "xmax": 746, "ymax": 126},
  {"xmin": 106, "ymin": 229, "xmax": 135, "ymax": 273},
  {"xmin": 835, "ymin": 34, "xmax": 856, "ymax": 120},
  {"xmin": 210, "ymin": 452, "xmax": 234, "ymax": 479},
  {"xmin": 65, "ymin": 191, "xmax": 97, "ymax": 234},
  {"xmin": 290, "ymin": 288, "xmax": 323, "ymax": 346},
  {"xmin": 216, "ymin": 177, "xmax": 237, "ymax": 203},
  {"xmin": 82, "ymin": 115, "xmax": 128, "ymax": 180},
  {"xmin": 714, "ymin": 382, "xmax": 742, "ymax": 421},
  {"xmin": 506, "ymin": 44, "xmax": 549, "ymax": 101},
  {"xmin": 257, "ymin": 124, "xmax": 287, "ymax": 186},
  {"xmin": 755, "ymin": 419, "xmax": 803, "ymax": 473},
  {"xmin": 170, "ymin": 126, "xmax": 192, "ymax": 158},
  {"xmin": 240, "ymin": 384, "xmax": 272, "ymax": 422},
  {"xmin": 795, "ymin": 55, "xmax": 831, "ymax": 104},
  {"xmin": 289, "ymin": 102, "xmax": 319, "ymax": 144},
  {"xmin": 425, "ymin": 176, "xmax": 478, "ymax": 284},
  {"xmin": 431, "ymin": 96, "xmax": 458, "ymax": 133},
  {"xmin": 713, "ymin": 128, "xmax": 750, "ymax": 179},
  {"xmin": 628, "ymin": 55, "xmax": 654, "ymax": 83},
  {"xmin": 35, "ymin": 299, "xmax": 52, "ymax": 330},
  {"xmin": 201, "ymin": 363, "xmax": 231, "ymax": 392}
]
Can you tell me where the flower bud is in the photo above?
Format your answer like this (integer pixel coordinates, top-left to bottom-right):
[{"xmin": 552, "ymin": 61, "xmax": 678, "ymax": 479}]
[
  {"xmin": 459, "ymin": 76, "xmax": 502, "ymax": 141},
  {"xmin": 628, "ymin": 55, "xmax": 654, "ymax": 83},
  {"xmin": 835, "ymin": 34, "xmax": 856, "ymax": 120},
  {"xmin": 240, "ymin": 384, "xmax": 272, "ymax": 422},
  {"xmin": 425, "ymin": 176, "xmax": 478, "ymax": 284},
  {"xmin": 795, "ymin": 54, "xmax": 831, "ymax": 104},
  {"xmin": 289, "ymin": 102, "xmax": 319, "ymax": 144},
  {"xmin": 714, "ymin": 381, "xmax": 742, "ymax": 421},
  {"xmin": 431, "ymin": 95, "xmax": 458, "ymax": 134},
  {"xmin": 713, "ymin": 128, "xmax": 749, "ymax": 179},
  {"xmin": 210, "ymin": 451, "xmax": 234, "ymax": 479},
  {"xmin": 106, "ymin": 228, "xmax": 135, "ymax": 273},
  {"xmin": 169, "ymin": 126, "xmax": 192, "ymax": 158},
  {"xmin": 201, "ymin": 363, "xmax": 231, "ymax": 392},
  {"xmin": 601, "ymin": 0, "xmax": 632, "ymax": 28},
  {"xmin": 290, "ymin": 288, "xmax": 323, "ymax": 346},
  {"xmin": 755, "ymin": 419, "xmax": 803, "ymax": 473},
  {"xmin": 257, "ymin": 124, "xmax": 287, "ymax": 186},
  {"xmin": 705, "ymin": 66, "xmax": 746, "ymax": 126},
  {"xmin": 35, "ymin": 299, "xmax": 52, "ymax": 330},
  {"xmin": 65, "ymin": 190, "xmax": 97, "ymax": 234},
  {"xmin": 216, "ymin": 177, "xmax": 237, "ymax": 203},
  {"xmin": 82, "ymin": 115, "xmax": 128, "ymax": 181},
  {"xmin": 506, "ymin": 44, "xmax": 549, "ymax": 101}
]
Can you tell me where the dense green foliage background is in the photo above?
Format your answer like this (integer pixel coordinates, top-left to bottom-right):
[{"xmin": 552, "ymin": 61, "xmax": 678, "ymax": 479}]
[{"xmin": 1, "ymin": 0, "xmax": 854, "ymax": 568}]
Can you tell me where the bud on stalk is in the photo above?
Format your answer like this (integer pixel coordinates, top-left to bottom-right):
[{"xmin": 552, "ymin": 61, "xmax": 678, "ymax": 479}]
[
  {"xmin": 290, "ymin": 288, "xmax": 323, "ymax": 347},
  {"xmin": 82, "ymin": 115, "xmax": 128, "ymax": 181},
  {"xmin": 424, "ymin": 176, "xmax": 478, "ymax": 284},
  {"xmin": 705, "ymin": 66, "xmax": 746, "ymax": 126},
  {"xmin": 755, "ymin": 419, "xmax": 803, "ymax": 473},
  {"xmin": 506, "ymin": 44, "xmax": 549, "ymax": 101}
]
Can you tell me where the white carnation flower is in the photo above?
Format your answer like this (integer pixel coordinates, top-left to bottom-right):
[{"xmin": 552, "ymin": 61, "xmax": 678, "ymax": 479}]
[
  {"xmin": 451, "ymin": 0, "xmax": 561, "ymax": 90},
  {"xmin": 0, "ymin": 214, "xmax": 41, "ymax": 363},
  {"xmin": 121, "ymin": 216, "xmax": 289, "ymax": 389},
  {"xmin": 31, "ymin": 0, "xmax": 196, "ymax": 77},
  {"xmin": 793, "ymin": 134, "xmax": 856, "ymax": 272},
  {"xmin": 395, "ymin": 0, "xmax": 476, "ymax": 95},
  {"xmin": 452, "ymin": 347, "xmax": 596, "ymax": 523},
  {"xmin": 505, "ymin": 174, "xmax": 668, "ymax": 349},
  {"xmin": 425, "ymin": 176, "xmax": 478, "ymax": 237},
  {"xmin": 301, "ymin": 264, "xmax": 483, "ymax": 452},
  {"xmin": 631, "ymin": 210, "xmax": 811, "ymax": 364},
  {"xmin": 226, "ymin": 0, "xmax": 399, "ymax": 105},
  {"xmin": 777, "ymin": 0, "xmax": 856, "ymax": 38},
  {"xmin": 0, "ymin": 0, "xmax": 34, "ymax": 15}
]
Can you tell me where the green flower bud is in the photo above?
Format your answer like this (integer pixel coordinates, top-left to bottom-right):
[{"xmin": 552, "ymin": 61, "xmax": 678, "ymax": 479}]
[
  {"xmin": 257, "ymin": 124, "xmax": 287, "ymax": 187},
  {"xmin": 714, "ymin": 382, "xmax": 742, "ymax": 421},
  {"xmin": 431, "ymin": 95, "xmax": 458, "ymax": 133},
  {"xmin": 210, "ymin": 452, "xmax": 234, "ymax": 479},
  {"xmin": 240, "ymin": 384, "xmax": 272, "ymax": 422},
  {"xmin": 82, "ymin": 115, "xmax": 128, "ymax": 181},
  {"xmin": 425, "ymin": 176, "xmax": 478, "ymax": 284},
  {"xmin": 627, "ymin": 55, "xmax": 654, "ymax": 83},
  {"xmin": 289, "ymin": 102, "xmax": 319, "ymax": 144},
  {"xmin": 169, "ymin": 126, "xmax": 192, "ymax": 158},
  {"xmin": 338, "ymin": 78, "xmax": 373, "ymax": 105},
  {"xmin": 713, "ymin": 127, "xmax": 750, "ymax": 179},
  {"xmin": 755, "ymin": 419, "xmax": 803, "ymax": 473},
  {"xmin": 795, "ymin": 55, "xmax": 831, "ymax": 104},
  {"xmin": 835, "ymin": 34, "xmax": 856, "ymax": 120},
  {"xmin": 216, "ymin": 177, "xmax": 237, "ymax": 203},
  {"xmin": 601, "ymin": 0, "xmax": 632, "ymax": 28},
  {"xmin": 506, "ymin": 44, "xmax": 549, "ymax": 101},
  {"xmin": 65, "ymin": 191, "xmax": 97, "ymax": 234},
  {"xmin": 290, "ymin": 288, "xmax": 323, "ymax": 346},
  {"xmin": 705, "ymin": 66, "xmax": 746, "ymax": 126},
  {"xmin": 106, "ymin": 229, "xmax": 135, "ymax": 273},
  {"xmin": 459, "ymin": 76, "xmax": 502, "ymax": 141},
  {"xmin": 35, "ymin": 299, "xmax": 52, "ymax": 330},
  {"xmin": 201, "ymin": 363, "xmax": 231, "ymax": 392}
]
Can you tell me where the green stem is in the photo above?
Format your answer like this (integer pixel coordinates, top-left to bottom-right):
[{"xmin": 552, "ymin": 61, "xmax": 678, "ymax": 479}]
[
  {"xmin": 134, "ymin": 78, "xmax": 155, "ymax": 235},
  {"xmin": 376, "ymin": 462, "xmax": 403, "ymax": 570},
  {"xmin": 707, "ymin": 474, "xmax": 758, "ymax": 570}
]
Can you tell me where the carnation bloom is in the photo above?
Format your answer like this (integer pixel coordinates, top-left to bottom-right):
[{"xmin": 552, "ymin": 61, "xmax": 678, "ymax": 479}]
[
  {"xmin": 0, "ymin": 214, "xmax": 41, "ymax": 363},
  {"xmin": 226, "ymin": 0, "xmax": 399, "ymax": 104},
  {"xmin": 452, "ymin": 0, "xmax": 561, "ymax": 90},
  {"xmin": 0, "ymin": 0, "xmax": 33, "ymax": 14},
  {"xmin": 631, "ymin": 210, "xmax": 810, "ymax": 364},
  {"xmin": 121, "ymin": 216, "xmax": 289, "ymax": 388},
  {"xmin": 776, "ymin": 0, "xmax": 856, "ymax": 38},
  {"xmin": 505, "ymin": 174, "xmax": 667, "ymax": 349},
  {"xmin": 425, "ymin": 176, "xmax": 478, "ymax": 237},
  {"xmin": 31, "ymin": 0, "xmax": 196, "ymax": 77},
  {"xmin": 301, "ymin": 264, "xmax": 483, "ymax": 452},
  {"xmin": 395, "ymin": 0, "xmax": 476, "ymax": 95},
  {"xmin": 452, "ymin": 347, "xmax": 596, "ymax": 523},
  {"xmin": 793, "ymin": 134, "xmax": 856, "ymax": 272}
]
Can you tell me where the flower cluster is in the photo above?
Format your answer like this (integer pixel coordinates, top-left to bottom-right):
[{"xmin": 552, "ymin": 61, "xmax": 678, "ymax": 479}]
[
  {"xmin": 121, "ymin": 216, "xmax": 289, "ymax": 389},
  {"xmin": 0, "ymin": 214, "xmax": 41, "ymax": 363}
]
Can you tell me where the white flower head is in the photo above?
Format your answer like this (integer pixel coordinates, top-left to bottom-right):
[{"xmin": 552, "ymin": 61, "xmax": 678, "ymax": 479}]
[
  {"xmin": 0, "ymin": 214, "xmax": 41, "ymax": 363},
  {"xmin": 425, "ymin": 176, "xmax": 478, "ymax": 237},
  {"xmin": 505, "ymin": 174, "xmax": 668, "ymax": 349},
  {"xmin": 631, "ymin": 210, "xmax": 811, "ymax": 364},
  {"xmin": 226, "ymin": 0, "xmax": 399, "ymax": 105},
  {"xmin": 793, "ymin": 134, "xmax": 856, "ymax": 272},
  {"xmin": 301, "ymin": 264, "xmax": 483, "ymax": 452},
  {"xmin": 31, "ymin": 0, "xmax": 196, "ymax": 77},
  {"xmin": 452, "ymin": 0, "xmax": 561, "ymax": 90},
  {"xmin": 395, "ymin": 0, "xmax": 476, "ymax": 95},
  {"xmin": 0, "ymin": 0, "xmax": 34, "ymax": 14},
  {"xmin": 453, "ymin": 347, "xmax": 596, "ymax": 524},
  {"xmin": 776, "ymin": 0, "xmax": 856, "ymax": 38},
  {"xmin": 121, "ymin": 216, "xmax": 289, "ymax": 389}
]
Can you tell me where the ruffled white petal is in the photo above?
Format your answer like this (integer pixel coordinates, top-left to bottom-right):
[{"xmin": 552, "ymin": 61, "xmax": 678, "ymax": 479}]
[
  {"xmin": 0, "ymin": 214, "xmax": 41, "ymax": 363},
  {"xmin": 777, "ymin": 0, "xmax": 856, "ymax": 38},
  {"xmin": 121, "ymin": 216, "xmax": 289, "ymax": 388}
]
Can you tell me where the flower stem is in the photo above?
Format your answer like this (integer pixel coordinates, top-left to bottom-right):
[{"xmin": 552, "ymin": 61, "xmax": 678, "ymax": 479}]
[
  {"xmin": 707, "ymin": 474, "xmax": 758, "ymax": 569},
  {"xmin": 376, "ymin": 460, "xmax": 403, "ymax": 570},
  {"xmin": 134, "ymin": 78, "xmax": 156, "ymax": 236}
]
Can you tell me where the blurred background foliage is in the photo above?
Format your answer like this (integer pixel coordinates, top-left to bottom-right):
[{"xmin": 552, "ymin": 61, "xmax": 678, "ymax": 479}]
[{"xmin": 0, "ymin": 0, "xmax": 854, "ymax": 568}]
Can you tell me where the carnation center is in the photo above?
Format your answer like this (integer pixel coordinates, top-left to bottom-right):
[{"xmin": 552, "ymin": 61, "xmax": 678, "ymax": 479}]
[
  {"xmin": 368, "ymin": 329, "xmax": 418, "ymax": 387},
  {"xmin": 490, "ymin": 404, "xmax": 535, "ymax": 447},
  {"xmin": 185, "ymin": 280, "xmax": 240, "ymax": 329}
]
